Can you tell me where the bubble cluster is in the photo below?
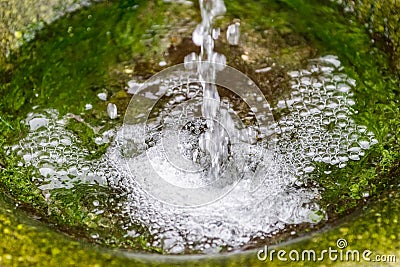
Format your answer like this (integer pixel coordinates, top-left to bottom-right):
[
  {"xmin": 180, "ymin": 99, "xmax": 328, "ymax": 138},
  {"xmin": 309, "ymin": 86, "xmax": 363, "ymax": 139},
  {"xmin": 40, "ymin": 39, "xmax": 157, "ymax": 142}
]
[
  {"xmin": 103, "ymin": 67, "xmax": 326, "ymax": 252},
  {"xmin": 109, "ymin": 133, "xmax": 321, "ymax": 253},
  {"xmin": 277, "ymin": 55, "xmax": 377, "ymax": 175},
  {"xmin": 8, "ymin": 109, "xmax": 110, "ymax": 190}
]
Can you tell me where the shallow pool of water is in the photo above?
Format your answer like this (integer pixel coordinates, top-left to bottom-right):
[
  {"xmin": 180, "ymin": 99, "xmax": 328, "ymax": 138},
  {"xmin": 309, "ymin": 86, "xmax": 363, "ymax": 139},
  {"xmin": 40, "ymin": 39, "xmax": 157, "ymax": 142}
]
[{"xmin": 0, "ymin": 0, "xmax": 399, "ymax": 263}]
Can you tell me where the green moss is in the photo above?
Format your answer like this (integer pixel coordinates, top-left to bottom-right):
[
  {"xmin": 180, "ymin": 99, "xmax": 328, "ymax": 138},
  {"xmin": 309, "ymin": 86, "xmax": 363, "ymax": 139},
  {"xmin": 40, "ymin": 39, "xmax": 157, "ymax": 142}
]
[
  {"xmin": 341, "ymin": 0, "xmax": 400, "ymax": 71},
  {"xmin": 0, "ymin": 0, "xmax": 189, "ymax": 255},
  {"xmin": 0, "ymin": 0, "xmax": 399, "ymax": 265},
  {"xmin": 46, "ymin": 184, "xmax": 162, "ymax": 253},
  {"xmin": 1, "ymin": 184, "xmax": 399, "ymax": 266},
  {"xmin": 65, "ymin": 118, "xmax": 109, "ymax": 160},
  {"xmin": 0, "ymin": 192, "xmax": 153, "ymax": 267},
  {"xmin": 0, "ymin": 152, "xmax": 46, "ymax": 209},
  {"xmin": 275, "ymin": 0, "xmax": 400, "ymax": 216},
  {"xmin": 217, "ymin": 0, "xmax": 400, "ymax": 219}
]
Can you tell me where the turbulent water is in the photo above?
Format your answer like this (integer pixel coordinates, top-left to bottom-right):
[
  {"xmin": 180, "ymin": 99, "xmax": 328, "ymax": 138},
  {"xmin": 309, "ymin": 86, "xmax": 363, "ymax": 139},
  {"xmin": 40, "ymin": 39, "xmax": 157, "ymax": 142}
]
[
  {"xmin": 187, "ymin": 0, "xmax": 229, "ymax": 177},
  {"xmin": 4, "ymin": 0, "xmax": 378, "ymax": 255},
  {"xmin": 8, "ymin": 53, "xmax": 377, "ymax": 253}
]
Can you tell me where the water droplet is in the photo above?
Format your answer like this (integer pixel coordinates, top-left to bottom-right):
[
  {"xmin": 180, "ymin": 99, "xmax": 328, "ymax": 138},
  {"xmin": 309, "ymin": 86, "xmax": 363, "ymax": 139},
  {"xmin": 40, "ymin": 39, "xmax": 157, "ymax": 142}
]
[
  {"xmin": 304, "ymin": 165, "xmax": 315, "ymax": 173},
  {"xmin": 97, "ymin": 92, "xmax": 107, "ymax": 101},
  {"xmin": 107, "ymin": 103, "xmax": 118, "ymax": 119},
  {"xmin": 358, "ymin": 138, "xmax": 370, "ymax": 149},
  {"xmin": 226, "ymin": 22, "xmax": 240, "ymax": 45}
]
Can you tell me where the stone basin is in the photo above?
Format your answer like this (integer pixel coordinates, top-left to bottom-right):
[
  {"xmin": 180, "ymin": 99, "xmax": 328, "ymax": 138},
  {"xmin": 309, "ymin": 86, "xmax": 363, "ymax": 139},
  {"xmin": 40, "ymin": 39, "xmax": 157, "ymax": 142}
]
[{"xmin": 0, "ymin": 0, "xmax": 399, "ymax": 266}]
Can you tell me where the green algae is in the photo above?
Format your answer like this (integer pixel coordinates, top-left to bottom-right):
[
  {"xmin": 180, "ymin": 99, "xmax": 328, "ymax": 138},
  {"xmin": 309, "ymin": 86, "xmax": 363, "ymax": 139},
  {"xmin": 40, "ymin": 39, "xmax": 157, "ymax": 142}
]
[
  {"xmin": 2, "ymin": 0, "xmax": 157, "ymax": 117},
  {"xmin": 0, "ymin": 0, "xmax": 399, "ymax": 265},
  {"xmin": 65, "ymin": 119, "xmax": 109, "ymax": 160},
  {"xmin": 338, "ymin": 0, "xmax": 400, "ymax": 71},
  {"xmin": 1, "ymin": 175, "xmax": 399, "ymax": 266},
  {"xmin": 277, "ymin": 0, "xmax": 400, "ymax": 217},
  {"xmin": 0, "ymin": 0, "xmax": 193, "ymax": 255},
  {"xmin": 0, "ymin": 192, "xmax": 157, "ymax": 267}
]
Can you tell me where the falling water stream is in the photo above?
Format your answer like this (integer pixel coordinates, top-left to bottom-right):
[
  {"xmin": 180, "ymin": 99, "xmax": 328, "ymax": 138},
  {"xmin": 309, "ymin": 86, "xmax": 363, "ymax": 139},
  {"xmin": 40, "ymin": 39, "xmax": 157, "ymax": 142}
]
[
  {"xmin": 4, "ymin": 0, "xmax": 380, "ymax": 255},
  {"xmin": 193, "ymin": 0, "xmax": 229, "ymax": 178}
]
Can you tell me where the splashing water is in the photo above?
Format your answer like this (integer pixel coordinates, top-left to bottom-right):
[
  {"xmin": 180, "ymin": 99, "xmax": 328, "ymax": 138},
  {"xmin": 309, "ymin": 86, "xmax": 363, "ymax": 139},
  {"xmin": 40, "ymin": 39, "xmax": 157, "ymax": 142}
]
[
  {"xmin": 188, "ymin": 0, "xmax": 229, "ymax": 177},
  {"xmin": 6, "ymin": 0, "xmax": 379, "ymax": 255}
]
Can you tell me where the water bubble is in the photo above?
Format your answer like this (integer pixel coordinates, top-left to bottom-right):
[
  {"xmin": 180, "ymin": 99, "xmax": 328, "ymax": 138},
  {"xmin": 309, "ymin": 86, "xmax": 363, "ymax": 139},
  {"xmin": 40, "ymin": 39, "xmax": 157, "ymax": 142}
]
[
  {"xmin": 326, "ymin": 98, "xmax": 340, "ymax": 109},
  {"xmin": 321, "ymin": 117, "xmax": 331, "ymax": 125},
  {"xmin": 358, "ymin": 137, "xmax": 370, "ymax": 149},
  {"xmin": 337, "ymin": 83, "xmax": 351, "ymax": 93},
  {"xmin": 91, "ymin": 233, "xmax": 100, "ymax": 239},
  {"xmin": 370, "ymin": 138, "xmax": 378, "ymax": 146},
  {"xmin": 357, "ymin": 125, "xmax": 368, "ymax": 133},
  {"xmin": 304, "ymin": 165, "xmax": 315, "ymax": 173},
  {"xmin": 348, "ymin": 152, "xmax": 360, "ymax": 161},
  {"xmin": 28, "ymin": 117, "xmax": 49, "ymax": 131},
  {"xmin": 347, "ymin": 98, "xmax": 356, "ymax": 106},
  {"xmin": 336, "ymin": 118, "xmax": 348, "ymax": 128},
  {"xmin": 85, "ymin": 103, "xmax": 93, "ymax": 110},
  {"xmin": 348, "ymin": 143, "xmax": 361, "ymax": 153},
  {"xmin": 338, "ymin": 162, "xmax": 347, "ymax": 168},
  {"xmin": 97, "ymin": 92, "xmax": 107, "ymax": 101}
]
